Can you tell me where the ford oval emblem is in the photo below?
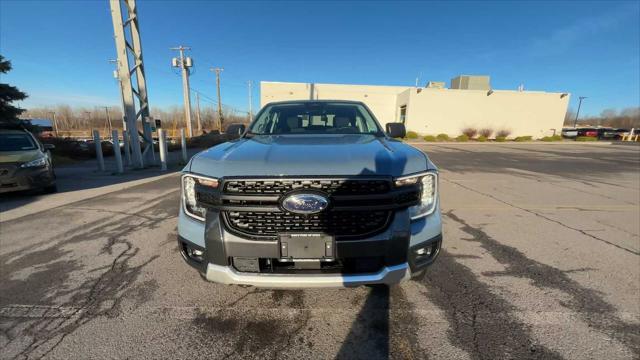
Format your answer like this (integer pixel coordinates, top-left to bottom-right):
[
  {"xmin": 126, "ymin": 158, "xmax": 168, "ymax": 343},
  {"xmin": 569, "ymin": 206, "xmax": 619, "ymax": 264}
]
[{"xmin": 281, "ymin": 193, "xmax": 329, "ymax": 214}]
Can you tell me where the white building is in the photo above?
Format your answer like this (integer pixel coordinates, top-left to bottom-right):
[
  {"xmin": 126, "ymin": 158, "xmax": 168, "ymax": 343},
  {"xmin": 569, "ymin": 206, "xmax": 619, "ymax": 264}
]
[{"xmin": 260, "ymin": 76, "xmax": 570, "ymax": 138}]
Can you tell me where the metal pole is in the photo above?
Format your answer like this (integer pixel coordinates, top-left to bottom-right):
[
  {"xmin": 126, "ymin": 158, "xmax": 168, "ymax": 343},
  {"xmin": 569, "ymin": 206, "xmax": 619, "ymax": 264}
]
[
  {"xmin": 172, "ymin": 46, "xmax": 193, "ymax": 137},
  {"xmin": 247, "ymin": 80, "xmax": 253, "ymax": 121},
  {"xmin": 104, "ymin": 107, "xmax": 113, "ymax": 138},
  {"xmin": 196, "ymin": 92, "xmax": 202, "ymax": 135},
  {"xmin": 158, "ymin": 129, "xmax": 167, "ymax": 171},
  {"xmin": 573, "ymin": 96, "xmax": 587, "ymax": 128},
  {"xmin": 109, "ymin": 0, "xmax": 145, "ymax": 168},
  {"xmin": 93, "ymin": 130, "xmax": 105, "ymax": 171},
  {"xmin": 50, "ymin": 112, "xmax": 59, "ymax": 137},
  {"xmin": 112, "ymin": 129, "xmax": 124, "ymax": 173},
  {"xmin": 122, "ymin": 128, "xmax": 131, "ymax": 166},
  {"xmin": 181, "ymin": 128, "xmax": 188, "ymax": 163},
  {"xmin": 211, "ymin": 67, "xmax": 224, "ymax": 131}
]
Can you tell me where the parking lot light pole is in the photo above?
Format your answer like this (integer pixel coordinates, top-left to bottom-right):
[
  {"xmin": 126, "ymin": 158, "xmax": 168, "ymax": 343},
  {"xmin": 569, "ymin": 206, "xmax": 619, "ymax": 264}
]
[{"xmin": 573, "ymin": 96, "xmax": 587, "ymax": 128}]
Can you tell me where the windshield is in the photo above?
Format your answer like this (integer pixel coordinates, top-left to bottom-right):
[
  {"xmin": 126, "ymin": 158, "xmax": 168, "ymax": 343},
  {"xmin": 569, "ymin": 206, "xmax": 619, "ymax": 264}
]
[
  {"xmin": 0, "ymin": 133, "xmax": 38, "ymax": 151},
  {"xmin": 248, "ymin": 102, "xmax": 384, "ymax": 136}
]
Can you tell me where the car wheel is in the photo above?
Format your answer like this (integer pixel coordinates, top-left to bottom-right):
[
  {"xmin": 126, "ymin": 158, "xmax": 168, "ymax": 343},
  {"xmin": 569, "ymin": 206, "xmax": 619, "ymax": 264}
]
[{"xmin": 43, "ymin": 184, "xmax": 58, "ymax": 194}]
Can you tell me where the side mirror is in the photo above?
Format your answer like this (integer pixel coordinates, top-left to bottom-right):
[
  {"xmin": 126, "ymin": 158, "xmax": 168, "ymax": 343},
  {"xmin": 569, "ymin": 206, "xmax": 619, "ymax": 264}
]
[
  {"xmin": 44, "ymin": 144, "xmax": 55, "ymax": 150},
  {"xmin": 386, "ymin": 123, "xmax": 406, "ymax": 138}
]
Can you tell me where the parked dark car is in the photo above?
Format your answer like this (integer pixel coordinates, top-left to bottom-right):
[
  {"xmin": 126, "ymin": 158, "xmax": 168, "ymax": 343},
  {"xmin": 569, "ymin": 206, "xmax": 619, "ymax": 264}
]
[
  {"xmin": 0, "ymin": 128, "xmax": 57, "ymax": 194},
  {"xmin": 597, "ymin": 128, "xmax": 629, "ymax": 140}
]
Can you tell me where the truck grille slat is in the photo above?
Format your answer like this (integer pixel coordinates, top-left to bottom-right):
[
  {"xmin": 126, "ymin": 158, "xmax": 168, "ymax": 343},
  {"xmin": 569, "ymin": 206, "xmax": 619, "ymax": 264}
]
[
  {"xmin": 209, "ymin": 178, "xmax": 400, "ymax": 240},
  {"xmin": 224, "ymin": 178, "xmax": 390, "ymax": 195},
  {"xmin": 224, "ymin": 210, "xmax": 392, "ymax": 239}
]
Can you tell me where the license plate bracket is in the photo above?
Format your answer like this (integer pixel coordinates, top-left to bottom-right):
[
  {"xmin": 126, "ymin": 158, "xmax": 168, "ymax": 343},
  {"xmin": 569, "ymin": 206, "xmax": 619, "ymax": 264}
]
[{"xmin": 279, "ymin": 233, "xmax": 335, "ymax": 260}]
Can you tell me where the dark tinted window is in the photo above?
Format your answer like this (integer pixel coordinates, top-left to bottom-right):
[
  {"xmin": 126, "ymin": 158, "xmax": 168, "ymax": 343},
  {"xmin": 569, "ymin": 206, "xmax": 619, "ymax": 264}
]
[
  {"xmin": 249, "ymin": 102, "xmax": 383, "ymax": 135},
  {"xmin": 0, "ymin": 133, "xmax": 37, "ymax": 151}
]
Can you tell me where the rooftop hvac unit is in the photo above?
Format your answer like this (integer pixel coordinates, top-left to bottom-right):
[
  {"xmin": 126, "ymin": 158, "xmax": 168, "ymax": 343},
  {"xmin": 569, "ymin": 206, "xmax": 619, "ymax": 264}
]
[{"xmin": 450, "ymin": 75, "xmax": 491, "ymax": 90}]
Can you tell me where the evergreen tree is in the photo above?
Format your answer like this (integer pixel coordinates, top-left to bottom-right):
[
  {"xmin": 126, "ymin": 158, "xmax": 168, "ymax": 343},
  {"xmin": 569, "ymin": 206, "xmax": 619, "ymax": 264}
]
[{"xmin": 0, "ymin": 55, "xmax": 28, "ymax": 126}]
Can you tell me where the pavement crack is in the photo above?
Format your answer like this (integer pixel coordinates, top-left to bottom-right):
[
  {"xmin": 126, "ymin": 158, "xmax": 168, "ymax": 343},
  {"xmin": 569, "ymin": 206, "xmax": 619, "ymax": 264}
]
[
  {"xmin": 443, "ymin": 178, "xmax": 639, "ymax": 256},
  {"xmin": 444, "ymin": 210, "xmax": 640, "ymax": 357}
]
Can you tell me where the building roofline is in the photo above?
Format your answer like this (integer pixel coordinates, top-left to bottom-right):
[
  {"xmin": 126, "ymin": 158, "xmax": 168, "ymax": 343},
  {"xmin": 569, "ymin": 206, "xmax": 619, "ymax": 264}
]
[{"xmin": 260, "ymin": 80, "xmax": 568, "ymax": 95}]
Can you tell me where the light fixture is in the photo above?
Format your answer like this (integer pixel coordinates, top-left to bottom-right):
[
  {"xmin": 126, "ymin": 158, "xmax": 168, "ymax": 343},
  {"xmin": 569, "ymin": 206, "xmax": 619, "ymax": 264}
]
[
  {"xmin": 560, "ymin": 93, "xmax": 568, "ymax": 98},
  {"xmin": 487, "ymin": 89, "xmax": 494, "ymax": 96}
]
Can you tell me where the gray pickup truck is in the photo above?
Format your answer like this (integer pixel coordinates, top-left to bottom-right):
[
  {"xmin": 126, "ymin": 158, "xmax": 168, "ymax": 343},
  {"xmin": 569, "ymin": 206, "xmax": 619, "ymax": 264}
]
[{"xmin": 177, "ymin": 100, "xmax": 442, "ymax": 288}]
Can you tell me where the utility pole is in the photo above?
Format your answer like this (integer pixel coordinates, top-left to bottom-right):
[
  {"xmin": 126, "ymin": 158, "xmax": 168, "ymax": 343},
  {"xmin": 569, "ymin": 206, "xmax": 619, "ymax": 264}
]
[
  {"xmin": 195, "ymin": 92, "xmax": 202, "ymax": 134},
  {"xmin": 109, "ymin": 59, "xmax": 127, "ymax": 131},
  {"xmin": 210, "ymin": 67, "xmax": 224, "ymax": 131},
  {"xmin": 110, "ymin": 0, "xmax": 153, "ymax": 168},
  {"xmin": 103, "ymin": 106, "xmax": 113, "ymax": 135},
  {"xmin": 573, "ymin": 96, "xmax": 587, "ymax": 128},
  {"xmin": 171, "ymin": 45, "xmax": 193, "ymax": 137},
  {"xmin": 49, "ymin": 111, "xmax": 59, "ymax": 137},
  {"xmin": 247, "ymin": 80, "xmax": 253, "ymax": 121}
]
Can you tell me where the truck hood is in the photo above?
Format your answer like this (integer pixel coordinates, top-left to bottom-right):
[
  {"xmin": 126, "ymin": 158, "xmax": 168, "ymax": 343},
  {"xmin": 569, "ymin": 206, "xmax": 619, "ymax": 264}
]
[{"xmin": 189, "ymin": 134, "xmax": 432, "ymax": 177}]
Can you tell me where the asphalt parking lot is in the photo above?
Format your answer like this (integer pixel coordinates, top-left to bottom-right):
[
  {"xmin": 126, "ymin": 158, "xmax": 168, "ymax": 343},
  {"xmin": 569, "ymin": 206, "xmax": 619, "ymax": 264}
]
[{"xmin": 1, "ymin": 143, "xmax": 638, "ymax": 359}]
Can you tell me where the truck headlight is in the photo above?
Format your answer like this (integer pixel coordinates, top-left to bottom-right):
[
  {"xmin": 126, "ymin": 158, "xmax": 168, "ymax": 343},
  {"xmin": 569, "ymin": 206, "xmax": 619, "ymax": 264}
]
[
  {"xmin": 182, "ymin": 174, "xmax": 218, "ymax": 221},
  {"xmin": 21, "ymin": 156, "xmax": 47, "ymax": 168},
  {"xmin": 395, "ymin": 172, "xmax": 438, "ymax": 219}
]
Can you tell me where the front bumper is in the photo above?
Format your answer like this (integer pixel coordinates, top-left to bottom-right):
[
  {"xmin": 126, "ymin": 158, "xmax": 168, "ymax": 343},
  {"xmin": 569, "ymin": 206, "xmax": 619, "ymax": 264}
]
[
  {"xmin": 0, "ymin": 166, "xmax": 55, "ymax": 194},
  {"xmin": 178, "ymin": 205, "xmax": 442, "ymax": 288},
  {"xmin": 204, "ymin": 262, "xmax": 411, "ymax": 288}
]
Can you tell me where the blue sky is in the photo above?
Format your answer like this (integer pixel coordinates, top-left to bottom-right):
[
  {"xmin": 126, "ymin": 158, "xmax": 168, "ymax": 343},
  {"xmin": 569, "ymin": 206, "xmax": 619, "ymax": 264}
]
[{"xmin": 1, "ymin": 0, "xmax": 639, "ymax": 117}]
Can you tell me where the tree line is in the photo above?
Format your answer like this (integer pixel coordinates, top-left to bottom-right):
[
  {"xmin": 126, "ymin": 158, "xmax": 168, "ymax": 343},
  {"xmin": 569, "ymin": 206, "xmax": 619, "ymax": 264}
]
[
  {"xmin": 21, "ymin": 104, "xmax": 250, "ymax": 133},
  {"xmin": 564, "ymin": 107, "xmax": 640, "ymax": 129}
]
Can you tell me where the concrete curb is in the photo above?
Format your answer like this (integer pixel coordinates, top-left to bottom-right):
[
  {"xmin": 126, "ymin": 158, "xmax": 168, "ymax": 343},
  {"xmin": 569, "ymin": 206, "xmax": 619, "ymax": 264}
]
[{"xmin": 0, "ymin": 172, "xmax": 179, "ymax": 223}]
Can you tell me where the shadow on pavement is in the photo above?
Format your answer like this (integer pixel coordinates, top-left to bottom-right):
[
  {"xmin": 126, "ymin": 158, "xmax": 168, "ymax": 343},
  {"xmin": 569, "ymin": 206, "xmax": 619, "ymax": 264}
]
[
  {"xmin": 0, "ymin": 149, "xmax": 197, "ymax": 213},
  {"xmin": 336, "ymin": 285, "xmax": 390, "ymax": 359}
]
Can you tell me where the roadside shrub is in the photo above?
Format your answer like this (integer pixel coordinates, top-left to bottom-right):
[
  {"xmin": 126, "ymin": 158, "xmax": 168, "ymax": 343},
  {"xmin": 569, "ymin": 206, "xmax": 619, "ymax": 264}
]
[
  {"xmin": 423, "ymin": 135, "xmax": 437, "ymax": 142},
  {"xmin": 496, "ymin": 129, "xmax": 511, "ymax": 138},
  {"xmin": 495, "ymin": 136, "xmax": 507, "ymax": 142},
  {"xmin": 461, "ymin": 127, "xmax": 478, "ymax": 139},
  {"xmin": 436, "ymin": 133, "xmax": 450, "ymax": 141},
  {"xmin": 476, "ymin": 135, "xmax": 488, "ymax": 142},
  {"xmin": 541, "ymin": 135, "xmax": 563, "ymax": 142},
  {"xmin": 576, "ymin": 136, "xmax": 598, "ymax": 142},
  {"xmin": 479, "ymin": 128, "xmax": 493, "ymax": 138},
  {"xmin": 405, "ymin": 131, "xmax": 419, "ymax": 139},
  {"xmin": 456, "ymin": 134, "xmax": 470, "ymax": 142},
  {"xmin": 514, "ymin": 135, "xmax": 533, "ymax": 142}
]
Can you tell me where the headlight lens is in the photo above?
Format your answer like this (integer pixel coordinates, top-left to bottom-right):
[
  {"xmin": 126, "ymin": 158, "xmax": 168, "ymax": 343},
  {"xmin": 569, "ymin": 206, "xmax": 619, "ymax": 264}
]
[
  {"xmin": 182, "ymin": 174, "xmax": 218, "ymax": 220},
  {"xmin": 396, "ymin": 172, "xmax": 438, "ymax": 219},
  {"xmin": 21, "ymin": 157, "xmax": 47, "ymax": 168}
]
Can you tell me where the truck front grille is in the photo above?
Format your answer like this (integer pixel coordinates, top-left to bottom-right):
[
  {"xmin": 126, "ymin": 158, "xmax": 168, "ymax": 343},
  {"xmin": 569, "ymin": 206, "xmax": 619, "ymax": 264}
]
[
  {"xmin": 224, "ymin": 210, "xmax": 392, "ymax": 239},
  {"xmin": 224, "ymin": 178, "xmax": 391, "ymax": 195}
]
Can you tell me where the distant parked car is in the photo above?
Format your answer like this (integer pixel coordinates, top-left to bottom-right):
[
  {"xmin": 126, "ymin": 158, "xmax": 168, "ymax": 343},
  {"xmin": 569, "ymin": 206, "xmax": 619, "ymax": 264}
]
[
  {"xmin": 0, "ymin": 128, "xmax": 57, "ymax": 194},
  {"xmin": 595, "ymin": 127, "xmax": 626, "ymax": 140},
  {"xmin": 577, "ymin": 128, "xmax": 598, "ymax": 137},
  {"xmin": 561, "ymin": 128, "xmax": 578, "ymax": 138}
]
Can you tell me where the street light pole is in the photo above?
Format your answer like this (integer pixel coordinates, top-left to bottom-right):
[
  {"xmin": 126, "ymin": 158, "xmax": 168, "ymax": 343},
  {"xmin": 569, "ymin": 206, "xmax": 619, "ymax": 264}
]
[
  {"xmin": 573, "ymin": 96, "xmax": 587, "ymax": 128},
  {"xmin": 170, "ymin": 46, "xmax": 193, "ymax": 137},
  {"xmin": 49, "ymin": 111, "xmax": 59, "ymax": 137}
]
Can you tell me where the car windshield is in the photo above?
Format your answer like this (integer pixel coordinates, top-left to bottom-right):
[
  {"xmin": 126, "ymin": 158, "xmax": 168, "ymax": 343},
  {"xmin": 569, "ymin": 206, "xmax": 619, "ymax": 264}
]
[
  {"xmin": 0, "ymin": 133, "xmax": 38, "ymax": 151},
  {"xmin": 248, "ymin": 102, "xmax": 384, "ymax": 135}
]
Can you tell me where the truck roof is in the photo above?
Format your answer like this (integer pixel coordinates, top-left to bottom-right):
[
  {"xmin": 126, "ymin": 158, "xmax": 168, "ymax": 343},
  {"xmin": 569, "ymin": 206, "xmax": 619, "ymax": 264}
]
[{"xmin": 263, "ymin": 99, "xmax": 367, "ymax": 106}]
